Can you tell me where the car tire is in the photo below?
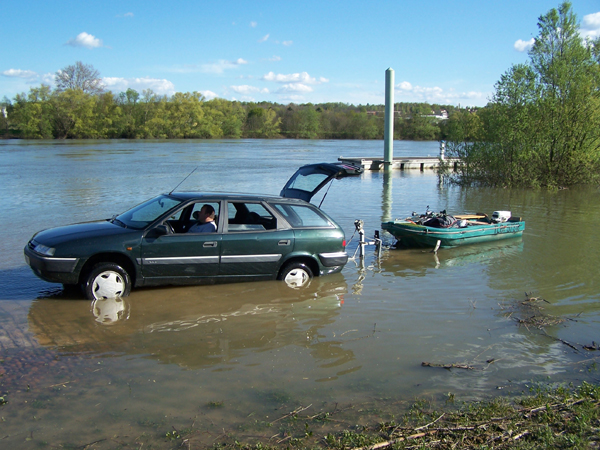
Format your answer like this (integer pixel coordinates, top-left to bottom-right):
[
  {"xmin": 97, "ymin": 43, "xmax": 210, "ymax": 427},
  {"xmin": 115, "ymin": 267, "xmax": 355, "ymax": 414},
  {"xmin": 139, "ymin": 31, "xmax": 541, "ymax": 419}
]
[
  {"xmin": 84, "ymin": 263, "xmax": 132, "ymax": 300},
  {"xmin": 278, "ymin": 262, "xmax": 313, "ymax": 289}
]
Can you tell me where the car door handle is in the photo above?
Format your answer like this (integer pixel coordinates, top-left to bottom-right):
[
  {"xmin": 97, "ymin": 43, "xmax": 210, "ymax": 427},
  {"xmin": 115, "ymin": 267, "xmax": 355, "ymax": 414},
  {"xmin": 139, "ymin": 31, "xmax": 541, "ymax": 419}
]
[
  {"xmin": 278, "ymin": 240, "xmax": 291, "ymax": 246},
  {"xmin": 203, "ymin": 241, "xmax": 218, "ymax": 248}
]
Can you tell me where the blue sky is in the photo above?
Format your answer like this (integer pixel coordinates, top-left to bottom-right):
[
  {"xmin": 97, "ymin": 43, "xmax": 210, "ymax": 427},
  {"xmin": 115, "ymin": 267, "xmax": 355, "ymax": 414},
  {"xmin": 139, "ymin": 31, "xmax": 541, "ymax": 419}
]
[{"xmin": 2, "ymin": 0, "xmax": 599, "ymax": 107}]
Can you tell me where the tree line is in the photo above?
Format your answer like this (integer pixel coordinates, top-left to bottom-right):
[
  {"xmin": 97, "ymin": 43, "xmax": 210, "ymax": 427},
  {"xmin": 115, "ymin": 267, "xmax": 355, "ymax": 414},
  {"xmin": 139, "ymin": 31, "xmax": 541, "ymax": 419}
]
[{"xmin": 0, "ymin": 71, "xmax": 458, "ymax": 141}]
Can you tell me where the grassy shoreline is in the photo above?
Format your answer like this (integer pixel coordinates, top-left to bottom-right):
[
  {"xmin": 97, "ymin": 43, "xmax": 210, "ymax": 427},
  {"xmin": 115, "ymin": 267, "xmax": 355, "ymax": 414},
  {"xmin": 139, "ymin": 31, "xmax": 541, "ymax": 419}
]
[{"xmin": 193, "ymin": 382, "xmax": 599, "ymax": 450}]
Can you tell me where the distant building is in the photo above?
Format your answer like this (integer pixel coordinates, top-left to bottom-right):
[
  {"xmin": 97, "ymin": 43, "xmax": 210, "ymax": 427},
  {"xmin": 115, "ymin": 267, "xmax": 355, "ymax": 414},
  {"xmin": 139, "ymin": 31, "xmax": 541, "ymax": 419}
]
[
  {"xmin": 366, "ymin": 111, "xmax": 402, "ymax": 116},
  {"xmin": 423, "ymin": 109, "xmax": 448, "ymax": 120},
  {"xmin": 1, "ymin": 107, "xmax": 6, "ymax": 118}
]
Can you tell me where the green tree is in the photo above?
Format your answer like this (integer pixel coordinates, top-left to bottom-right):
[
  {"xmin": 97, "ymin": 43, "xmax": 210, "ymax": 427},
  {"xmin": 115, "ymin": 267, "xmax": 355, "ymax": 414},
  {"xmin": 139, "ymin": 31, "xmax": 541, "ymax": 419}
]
[
  {"xmin": 94, "ymin": 92, "xmax": 122, "ymax": 138},
  {"xmin": 201, "ymin": 99, "xmax": 245, "ymax": 138},
  {"xmin": 445, "ymin": 1, "xmax": 600, "ymax": 187},
  {"xmin": 245, "ymin": 107, "xmax": 281, "ymax": 138},
  {"xmin": 297, "ymin": 105, "xmax": 321, "ymax": 139},
  {"xmin": 51, "ymin": 89, "xmax": 97, "ymax": 138},
  {"xmin": 167, "ymin": 92, "xmax": 205, "ymax": 138},
  {"xmin": 11, "ymin": 85, "xmax": 54, "ymax": 138},
  {"xmin": 0, "ymin": 97, "xmax": 10, "ymax": 136},
  {"xmin": 347, "ymin": 111, "xmax": 381, "ymax": 139},
  {"xmin": 528, "ymin": 2, "xmax": 600, "ymax": 186},
  {"xmin": 138, "ymin": 90, "xmax": 169, "ymax": 138},
  {"xmin": 117, "ymin": 88, "xmax": 141, "ymax": 138}
]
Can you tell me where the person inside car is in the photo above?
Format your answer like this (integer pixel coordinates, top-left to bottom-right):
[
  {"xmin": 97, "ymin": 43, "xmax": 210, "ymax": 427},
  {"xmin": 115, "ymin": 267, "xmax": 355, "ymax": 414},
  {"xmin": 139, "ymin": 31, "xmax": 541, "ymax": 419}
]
[{"xmin": 188, "ymin": 204, "xmax": 217, "ymax": 233}]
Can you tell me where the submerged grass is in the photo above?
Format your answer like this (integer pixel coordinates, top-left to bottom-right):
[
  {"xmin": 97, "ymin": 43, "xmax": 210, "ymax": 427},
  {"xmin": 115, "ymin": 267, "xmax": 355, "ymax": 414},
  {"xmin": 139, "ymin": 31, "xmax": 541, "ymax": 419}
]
[{"xmin": 201, "ymin": 382, "xmax": 600, "ymax": 450}]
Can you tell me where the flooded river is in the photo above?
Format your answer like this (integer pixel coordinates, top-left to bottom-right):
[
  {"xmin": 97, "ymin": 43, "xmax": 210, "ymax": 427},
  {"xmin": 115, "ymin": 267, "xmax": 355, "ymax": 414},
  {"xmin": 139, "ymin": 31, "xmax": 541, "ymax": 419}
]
[{"xmin": 1, "ymin": 139, "xmax": 599, "ymax": 448}]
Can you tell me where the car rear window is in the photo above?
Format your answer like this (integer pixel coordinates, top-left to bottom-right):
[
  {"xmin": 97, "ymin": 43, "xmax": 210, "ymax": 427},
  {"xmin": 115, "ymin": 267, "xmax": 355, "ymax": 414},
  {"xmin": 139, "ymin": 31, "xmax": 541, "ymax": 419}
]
[
  {"xmin": 227, "ymin": 202, "xmax": 277, "ymax": 231},
  {"xmin": 272, "ymin": 203, "xmax": 333, "ymax": 228},
  {"xmin": 285, "ymin": 172, "xmax": 330, "ymax": 192}
]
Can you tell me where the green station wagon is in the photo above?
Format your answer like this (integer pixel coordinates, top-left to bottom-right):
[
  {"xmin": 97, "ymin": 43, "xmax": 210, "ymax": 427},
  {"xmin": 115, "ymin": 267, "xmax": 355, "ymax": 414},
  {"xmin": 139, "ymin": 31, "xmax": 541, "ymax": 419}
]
[{"xmin": 24, "ymin": 163, "xmax": 361, "ymax": 300}]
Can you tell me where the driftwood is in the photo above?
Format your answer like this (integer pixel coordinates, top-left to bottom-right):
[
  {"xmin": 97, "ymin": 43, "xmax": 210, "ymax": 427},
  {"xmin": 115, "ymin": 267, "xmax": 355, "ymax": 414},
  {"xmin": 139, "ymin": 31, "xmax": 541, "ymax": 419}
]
[
  {"xmin": 351, "ymin": 431, "xmax": 435, "ymax": 450},
  {"xmin": 421, "ymin": 358, "xmax": 497, "ymax": 371},
  {"xmin": 270, "ymin": 404, "xmax": 312, "ymax": 424},
  {"xmin": 421, "ymin": 361, "xmax": 475, "ymax": 370}
]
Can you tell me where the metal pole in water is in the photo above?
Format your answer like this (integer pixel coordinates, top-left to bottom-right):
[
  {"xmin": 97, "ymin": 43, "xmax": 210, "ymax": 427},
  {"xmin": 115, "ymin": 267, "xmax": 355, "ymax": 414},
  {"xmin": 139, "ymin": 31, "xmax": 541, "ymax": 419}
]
[{"xmin": 384, "ymin": 68, "xmax": 395, "ymax": 166}]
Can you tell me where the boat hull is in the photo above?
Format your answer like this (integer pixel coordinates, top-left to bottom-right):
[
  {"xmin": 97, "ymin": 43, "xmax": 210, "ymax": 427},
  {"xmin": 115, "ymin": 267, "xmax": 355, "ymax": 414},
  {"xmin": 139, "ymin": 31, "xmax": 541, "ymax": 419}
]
[{"xmin": 381, "ymin": 220, "xmax": 525, "ymax": 248}]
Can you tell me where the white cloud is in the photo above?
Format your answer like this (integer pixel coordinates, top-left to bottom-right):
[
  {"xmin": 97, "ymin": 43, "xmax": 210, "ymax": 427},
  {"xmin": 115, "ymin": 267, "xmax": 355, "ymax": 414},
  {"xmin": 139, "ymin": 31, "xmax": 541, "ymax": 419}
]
[
  {"xmin": 41, "ymin": 73, "xmax": 55, "ymax": 84},
  {"xmin": 282, "ymin": 40, "xmax": 293, "ymax": 46},
  {"xmin": 103, "ymin": 77, "xmax": 176, "ymax": 95},
  {"xmin": 200, "ymin": 59, "xmax": 247, "ymax": 74},
  {"xmin": 230, "ymin": 85, "xmax": 269, "ymax": 94},
  {"xmin": 277, "ymin": 83, "xmax": 313, "ymax": 93},
  {"xmin": 268, "ymin": 55, "xmax": 282, "ymax": 62},
  {"xmin": 262, "ymin": 71, "xmax": 327, "ymax": 85},
  {"xmin": 2, "ymin": 69, "xmax": 38, "ymax": 79},
  {"xmin": 231, "ymin": 95, "xmax": 257, "ymax": 102},
  {"xmin": 117, "ymin": 12, "xmax": 134, "ymax": 18},
  {"xmin": 201, "ymin": 90, "xmax": 218, "ymax": 100},
  {"xmin": 581, "ymin": 11, "xmax": 600, "ymax": 39},
  {"xmin": 250, "ymin": 21, "xmax": 257, "ymax": 27},
  {"xmin": 514, "ymin": 38, "xmax": 535, "ymax": 52},
  {"xmin": 259, "ymin": 34, "xmax": 270, "ymax": 43},
  {"xmin": 1, "ymin": 69, "xmax": 55, "ymax": 88},
  {"xmin": 66, "ymin": 32, "xmax": 104, "ymax": 49},
  {"xmin": 395, "ymin": 81, "xmax": 486, "ymax": 106},
  {"xmin": 277, "ymin": 94, "xmax": 304, "ymax": 102}
]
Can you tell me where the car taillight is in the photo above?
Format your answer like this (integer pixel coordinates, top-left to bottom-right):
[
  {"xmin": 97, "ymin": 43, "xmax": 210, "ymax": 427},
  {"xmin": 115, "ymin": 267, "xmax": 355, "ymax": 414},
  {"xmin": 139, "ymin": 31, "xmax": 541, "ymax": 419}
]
[{"xmin": 342, "ymin": 239, "xmax": 346, "ymax": 248}]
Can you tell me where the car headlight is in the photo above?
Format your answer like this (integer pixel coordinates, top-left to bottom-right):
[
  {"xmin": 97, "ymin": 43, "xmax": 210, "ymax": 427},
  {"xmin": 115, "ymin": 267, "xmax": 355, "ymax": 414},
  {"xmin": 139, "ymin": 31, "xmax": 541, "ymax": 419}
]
[{"xmin": 33, "ymin": 242, "xmax": 56, "ymax": 256}]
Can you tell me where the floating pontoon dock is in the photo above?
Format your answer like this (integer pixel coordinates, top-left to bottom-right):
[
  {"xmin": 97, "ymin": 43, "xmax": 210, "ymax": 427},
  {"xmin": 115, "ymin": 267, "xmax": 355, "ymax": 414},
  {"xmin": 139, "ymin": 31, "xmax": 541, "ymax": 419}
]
[{"xmin": 338, "ymin": 156, "xmax": 459, "ymax": 171}]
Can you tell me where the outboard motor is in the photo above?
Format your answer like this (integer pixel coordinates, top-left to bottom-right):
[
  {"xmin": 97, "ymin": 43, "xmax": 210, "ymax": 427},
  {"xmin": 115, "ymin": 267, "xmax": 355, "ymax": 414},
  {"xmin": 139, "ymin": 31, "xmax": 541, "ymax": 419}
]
[{"xmin": 492, "ymin": 211, "xmax": 511, "ymax": 223}]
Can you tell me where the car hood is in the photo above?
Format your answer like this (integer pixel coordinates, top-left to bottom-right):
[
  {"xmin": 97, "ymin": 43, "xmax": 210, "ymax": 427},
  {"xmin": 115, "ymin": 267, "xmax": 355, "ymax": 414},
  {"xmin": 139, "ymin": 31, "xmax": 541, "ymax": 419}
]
[
  {"xmin": 32, "ymin": 220, "xmax": 138, "ymax": 247},
  {"xmin": 280, "ymin": 162, "xmax": 363, "ymax": 202}
]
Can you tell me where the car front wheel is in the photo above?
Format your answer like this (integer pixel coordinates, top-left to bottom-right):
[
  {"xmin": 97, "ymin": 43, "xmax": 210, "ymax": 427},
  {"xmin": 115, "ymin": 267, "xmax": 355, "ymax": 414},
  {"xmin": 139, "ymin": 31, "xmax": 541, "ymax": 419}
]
[
  {"xmin": 84, "ymin": 263, "xmax": 132, "ymax": 300},
  {"xmin": 278, "ymin": 262, "xmax": 313, "ymax": 288}
]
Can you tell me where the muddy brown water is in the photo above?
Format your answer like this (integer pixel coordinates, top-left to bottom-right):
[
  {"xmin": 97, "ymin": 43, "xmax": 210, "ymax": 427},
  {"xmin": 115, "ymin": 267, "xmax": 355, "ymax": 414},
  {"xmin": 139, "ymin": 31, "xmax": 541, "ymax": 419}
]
[{"xmin": 1, "ymin": 139, "xmax": 599, "ymax": 447}]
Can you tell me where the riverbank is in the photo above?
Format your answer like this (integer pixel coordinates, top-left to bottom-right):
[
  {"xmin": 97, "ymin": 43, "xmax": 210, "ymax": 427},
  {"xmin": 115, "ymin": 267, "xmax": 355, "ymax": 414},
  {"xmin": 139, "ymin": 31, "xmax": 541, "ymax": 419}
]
[{"xmin": 178, "ymin": 382, "xmax": 600, "ymax": 449}]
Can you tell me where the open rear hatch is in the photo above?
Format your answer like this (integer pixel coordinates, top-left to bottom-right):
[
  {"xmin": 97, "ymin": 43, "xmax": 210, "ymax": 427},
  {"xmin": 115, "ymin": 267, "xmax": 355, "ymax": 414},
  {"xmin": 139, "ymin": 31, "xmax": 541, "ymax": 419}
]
[{"xmin": 280, "ymin": 162, "xmax": 363, "ymax": 202}]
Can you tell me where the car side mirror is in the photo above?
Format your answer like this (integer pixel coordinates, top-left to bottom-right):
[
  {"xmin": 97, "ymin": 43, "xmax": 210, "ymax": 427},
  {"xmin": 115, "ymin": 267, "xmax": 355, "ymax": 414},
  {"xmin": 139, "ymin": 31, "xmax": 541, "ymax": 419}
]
[{"xmin": 148, "ymin": 224, "xmax": 169, "ymax": 238}]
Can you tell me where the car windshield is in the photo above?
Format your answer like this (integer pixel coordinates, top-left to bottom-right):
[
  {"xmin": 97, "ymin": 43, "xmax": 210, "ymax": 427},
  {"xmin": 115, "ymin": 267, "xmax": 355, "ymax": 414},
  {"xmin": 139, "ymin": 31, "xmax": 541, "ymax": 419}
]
[{"xmin": 114, "ymin": 195, "xmax": 184, "ymax": 229}]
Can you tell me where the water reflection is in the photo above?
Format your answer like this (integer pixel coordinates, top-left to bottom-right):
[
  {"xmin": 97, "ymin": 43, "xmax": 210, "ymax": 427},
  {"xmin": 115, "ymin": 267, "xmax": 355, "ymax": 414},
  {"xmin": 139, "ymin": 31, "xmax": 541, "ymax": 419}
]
[
  {"xmin": 91, "ymin": 297, "xmax": 131, "ymax": 325},
  {"xmin": 380, "ymin": 238, "xmax": 525, "ymax": 275},
  {"xmin": 28, "ymin": 276, "xmax": 353, "ymax": 371},
  {"xmin": 381, "ymin": 167, "xmax": 393, "ymax": 223}
]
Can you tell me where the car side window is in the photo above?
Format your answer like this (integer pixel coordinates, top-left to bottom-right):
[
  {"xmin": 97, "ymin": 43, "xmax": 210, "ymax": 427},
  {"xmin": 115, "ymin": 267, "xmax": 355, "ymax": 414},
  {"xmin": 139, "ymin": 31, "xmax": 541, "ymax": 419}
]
[
  {"xmin": 272, "ymin": 203, "xmax": 332, "ymax": 228},
  {"xmin": 167, "ymin": 209, "xmax": 185, "ymax": 221},
  {"xmin": 227, "ymin": 202, "xmax": 276, "ymax": 231},
  {"xmin": 187, "ymin": 202, "xmax": 220, "ymax": 233}
]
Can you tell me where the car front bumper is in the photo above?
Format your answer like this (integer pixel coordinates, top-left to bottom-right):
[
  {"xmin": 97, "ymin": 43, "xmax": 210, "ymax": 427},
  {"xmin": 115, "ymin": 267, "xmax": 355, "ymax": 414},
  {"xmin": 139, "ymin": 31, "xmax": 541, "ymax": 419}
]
[{"xmin": 24, "ymin": 246, "xmax": 80, "ymax": 284}]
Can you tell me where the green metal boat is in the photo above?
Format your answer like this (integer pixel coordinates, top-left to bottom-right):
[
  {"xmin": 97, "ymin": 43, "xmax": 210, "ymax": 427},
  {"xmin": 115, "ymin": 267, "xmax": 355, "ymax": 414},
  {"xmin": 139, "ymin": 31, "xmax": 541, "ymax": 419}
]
[{"xmin": 382, "ymin": 210, "xmax": 525, "ymax": 249}]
